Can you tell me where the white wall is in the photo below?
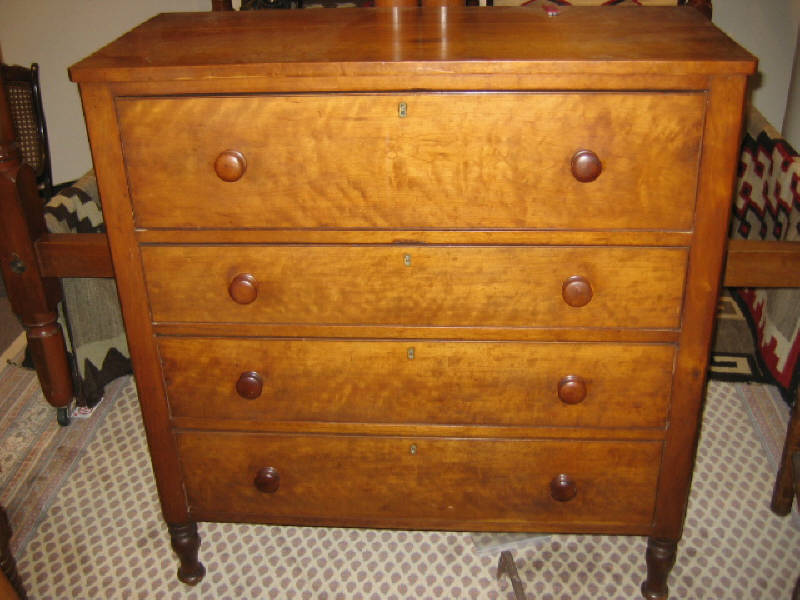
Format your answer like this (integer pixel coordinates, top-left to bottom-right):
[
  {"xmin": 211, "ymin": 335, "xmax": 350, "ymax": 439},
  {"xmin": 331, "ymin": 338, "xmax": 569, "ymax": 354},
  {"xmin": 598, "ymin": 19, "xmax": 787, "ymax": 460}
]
[
  {"xmin": 782, "ymin": 25, "xmax": 800, "ymax": 147},
  {"xmin": 0, "ymin": 0, "xmax": 209, "ymax": 183},
  {"xmin": 712, "ymin": 0, "xmax": 799, "ymax": 139}
]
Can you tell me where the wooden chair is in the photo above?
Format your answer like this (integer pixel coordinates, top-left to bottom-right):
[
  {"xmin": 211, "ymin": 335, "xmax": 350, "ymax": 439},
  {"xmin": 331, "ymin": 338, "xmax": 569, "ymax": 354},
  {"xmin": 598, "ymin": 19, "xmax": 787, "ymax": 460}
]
[
  {"xmin": 0, "ymin": 64, "xmax": 52, "ymax": 203},
  {"xmin": 0, "ymin": 65, "xmax": 74, "ymax": 426},
  {"xmin": 771, "ymin": 405, "xmax": 800, "ymax": 600}
]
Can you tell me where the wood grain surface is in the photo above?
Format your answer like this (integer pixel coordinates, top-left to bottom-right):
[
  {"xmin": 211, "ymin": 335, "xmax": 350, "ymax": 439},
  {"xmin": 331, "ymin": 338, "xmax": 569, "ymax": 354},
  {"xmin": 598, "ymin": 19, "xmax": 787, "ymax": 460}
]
[
  {"xmin": 176, "ymin": 431, "xmax": 662, "ymax": 530},
  {"xmin": 159, "ymin": 337, "xmax": 675, "ymax": 428},
  {"xmin": 141, "ymin": 245, "xmax": 688, "ymax": 329},
  {"xmin": 118, "ymin": 93, "xmax": 703, "ymax": 230},
  {"xmin": 67, "ymin": 7, "xmax": 755, "ymax": 590},
  {"xmin": 69, "ymin": 8, "xmax": 755, "ymax": 83}
]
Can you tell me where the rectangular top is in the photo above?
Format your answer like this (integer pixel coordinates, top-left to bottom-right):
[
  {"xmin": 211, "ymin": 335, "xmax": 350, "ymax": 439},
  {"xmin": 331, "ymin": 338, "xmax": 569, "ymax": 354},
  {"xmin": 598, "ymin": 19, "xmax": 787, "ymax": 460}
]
[{"xmin": 70, "ymin": 7, "xmax": 756, "ymax": 83}]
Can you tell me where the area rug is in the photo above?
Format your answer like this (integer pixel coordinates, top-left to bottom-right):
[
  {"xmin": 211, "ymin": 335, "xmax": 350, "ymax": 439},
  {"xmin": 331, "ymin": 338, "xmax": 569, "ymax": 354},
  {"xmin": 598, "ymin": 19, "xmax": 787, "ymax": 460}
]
[
  {"xmin": 709, "ymin": 290, "xmax": 769, "ymax": 386},
  {"xmin": 0, "ymin": 344, "xmax": 119, "ymax": 556},
  {"xmin": 0, "ymin": 297, "xmax": 23, "ymax": 356},
  {"xmin": 8, "ymin": 377, "xmax": 800, "ymax": 599}
]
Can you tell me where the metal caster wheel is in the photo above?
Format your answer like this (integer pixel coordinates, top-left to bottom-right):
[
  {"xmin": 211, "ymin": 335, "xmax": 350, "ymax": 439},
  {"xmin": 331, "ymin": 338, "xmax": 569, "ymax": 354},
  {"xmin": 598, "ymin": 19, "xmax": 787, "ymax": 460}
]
[{"xmin": 56, "ymin": 406, "xmax": 71, "ymax": 426}]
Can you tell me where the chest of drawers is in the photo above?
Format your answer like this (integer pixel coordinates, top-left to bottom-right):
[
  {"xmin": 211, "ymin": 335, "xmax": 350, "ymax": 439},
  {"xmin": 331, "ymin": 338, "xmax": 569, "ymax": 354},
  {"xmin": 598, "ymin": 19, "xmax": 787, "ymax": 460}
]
[{"xmin": 70, "ymin": 7, "xmax": 754, "ymax": 598}]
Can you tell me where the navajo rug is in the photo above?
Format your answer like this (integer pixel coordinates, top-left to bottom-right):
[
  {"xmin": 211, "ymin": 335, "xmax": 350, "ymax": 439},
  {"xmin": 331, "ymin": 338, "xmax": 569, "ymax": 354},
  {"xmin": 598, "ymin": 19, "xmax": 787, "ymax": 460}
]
[
  {"xmin": 709, "ymin": 291, "xmax": 769, "ymax": 386},
  {"xmin": 3, "ymin": 368, "xmax": 798, "ymax": 598},
  {"xmin": 728, "ymin": 110, "xmax": 800, "ymax": 406}
]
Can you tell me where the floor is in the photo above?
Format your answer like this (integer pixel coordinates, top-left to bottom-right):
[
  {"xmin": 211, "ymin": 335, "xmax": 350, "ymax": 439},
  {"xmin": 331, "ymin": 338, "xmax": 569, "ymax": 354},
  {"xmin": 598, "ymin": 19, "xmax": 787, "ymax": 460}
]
[{"xmin": 9, "ymin": 375, "xmax": 800, "ymax": 599}]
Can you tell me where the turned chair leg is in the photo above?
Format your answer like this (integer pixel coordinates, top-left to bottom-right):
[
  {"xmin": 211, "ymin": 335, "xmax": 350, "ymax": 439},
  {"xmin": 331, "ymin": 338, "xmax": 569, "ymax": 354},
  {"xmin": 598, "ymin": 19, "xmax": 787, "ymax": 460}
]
[
  {"xmin": 24, "ymin": 313, "xmax": 73, "ymax": 426},
  {"xmin": 770, "ymin": 385, "xmax": 800, "ymax": 598},
  {"xmin": 641, "ymin": 537, "xmax": 677, "ymax": 600},
  {"xmin": 771, "ymin": 388, "xmax": 800, "ymax": 515},
  {"xmin": 0, "ymin": 506, "xmax": 27, "ymax": 599},
  {"xmin": 1, "ymin": 73, "xmax": 73, "ymax": 427}
]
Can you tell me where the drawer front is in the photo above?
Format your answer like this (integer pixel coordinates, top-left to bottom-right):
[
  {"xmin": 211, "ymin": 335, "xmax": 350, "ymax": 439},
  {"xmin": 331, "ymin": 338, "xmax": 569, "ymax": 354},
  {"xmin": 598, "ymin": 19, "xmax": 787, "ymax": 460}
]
[
  {"xmin": 160, "ymin": 338, "xmax": 674, "ymax": 428},
  {"xmin": 142, "ymin": 245, "xmax": 687, "ymax": 328},
  {"xmin": 177, "ymin": 432, "xmax": 661, "ymax": 529},
  {"xmin": 117, "ymin": 93, "xmax": 703, "ymax": 230}
]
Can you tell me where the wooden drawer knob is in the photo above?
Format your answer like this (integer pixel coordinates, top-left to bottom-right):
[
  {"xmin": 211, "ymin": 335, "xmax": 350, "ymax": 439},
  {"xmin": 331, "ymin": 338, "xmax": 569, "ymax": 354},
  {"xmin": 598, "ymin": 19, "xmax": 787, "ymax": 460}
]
[
  {"xmin": 214, "ymin": 150, "xmax": 247, "ymax": 182},
  {"xmin": 550, "ymin": 473, "xmax": 577, "ymax": 502},
  {"xmin": 557, "ymin": 375, "xmax": 587, "ymax": 405},
  {"xmin": 236, "ymin": 371, "xmax": 263, "ymax": 399},
  {"xmin": 254, "ymin": 466, "xmax": 280, "ymax": 493},
  {"xmin": 562, "ymin": 275, "xmax": 593, "ymax": 307},
  {"xmin": 229, "ymin": 273, "xmax": 258, "ymax": 305},
  {"xmin": 571, "ymin": 149, "xmax": 602, "ymax": 182}
]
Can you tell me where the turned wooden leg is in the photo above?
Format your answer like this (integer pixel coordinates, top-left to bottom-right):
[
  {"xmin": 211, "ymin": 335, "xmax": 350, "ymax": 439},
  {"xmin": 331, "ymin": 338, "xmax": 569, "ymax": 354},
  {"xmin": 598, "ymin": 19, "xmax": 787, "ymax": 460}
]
[
  {"xmin": 771, "ymin": 391, "xmax": 800, "ymax": 515},
  {"xmin": 24, "ymin": 313, "xmax": 73, "ymax": 426},
  {"xmin": 0, "ymin": 506, "xmax": 26, "ymax": 599},
  {"xmin": 1, "ymin": 77, "xmax": 73, "ymax": 427},
  {"xmin": 641, "ymin": 537, "xmax": 677, "ymax": 600},
  {"xmin": 168, "ymin": 522, "xmax": 205, "ymax": 586}
]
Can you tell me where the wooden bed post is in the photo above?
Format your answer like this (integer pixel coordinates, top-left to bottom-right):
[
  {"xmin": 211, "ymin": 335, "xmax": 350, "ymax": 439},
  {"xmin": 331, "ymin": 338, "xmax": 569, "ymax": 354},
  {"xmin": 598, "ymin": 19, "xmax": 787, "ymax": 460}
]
[{"xmin": 0, "ymin": 69, "xmax": 73, "ymax": 425}]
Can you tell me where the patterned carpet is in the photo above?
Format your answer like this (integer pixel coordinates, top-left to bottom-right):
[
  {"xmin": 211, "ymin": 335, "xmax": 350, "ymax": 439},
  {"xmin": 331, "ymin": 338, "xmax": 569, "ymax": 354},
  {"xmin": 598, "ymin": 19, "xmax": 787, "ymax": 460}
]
[
  {"xmin": 0, "ymin": 344, "xmax": 120, "ymax": 556},
  {"xmin": 0, "ymin": 359, "xmax": 796, "ymax": 599},
  {"xmin": 709, "ymin": 291, "xmax": 768, "ymax": 387}
]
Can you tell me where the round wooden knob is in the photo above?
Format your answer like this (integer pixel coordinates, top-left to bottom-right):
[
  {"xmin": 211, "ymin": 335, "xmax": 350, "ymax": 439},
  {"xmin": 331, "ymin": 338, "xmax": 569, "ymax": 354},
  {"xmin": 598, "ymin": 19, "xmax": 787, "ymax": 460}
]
[
  {"xmin": 571, "ymin": 149, "xmax": 602, "ymax": 183},
  {"xmin": 236, "ymin": 371, "xmax": 263, "ymax": 399},
  {"xmin": 214, "ymin": 150, "xmax": 247, "ymax": 182},
  {"xmin": 228, "ymin": 273, "xmax": 258, "ymax": 305},
  {"xmin": 550, "ymin": 473, "xmax": 577, "ymax": 502},
  {"xmin": 254, "ymin": 466, "xmax": 280, "ymax": 493},
  {"xmin": 562, "ymin": 275, "xmax": 593, "ymax": 307},
  {"xmin": 557, "ymin": 375, "xmax": 587, "ymax": 405}
]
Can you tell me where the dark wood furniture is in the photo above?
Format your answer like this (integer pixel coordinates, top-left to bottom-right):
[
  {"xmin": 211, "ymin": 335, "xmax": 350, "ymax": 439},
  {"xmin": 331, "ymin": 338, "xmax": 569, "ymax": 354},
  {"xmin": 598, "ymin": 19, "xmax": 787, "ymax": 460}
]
[
  {"xmin": 0, "ymin": 0, "xmax": 781, "ymax": 428},
  {"xmin": 0, "ymin": 64, "xmax": 52, "ymax": 203},
  {"xmin": 0, "ymin": 66, "xmax": 74, "ymax": 427},
  {"xmin": 0, "ymin": 506, "xmax": 26, "ymax": 600},
  {"xmin": 67, "ymin": 7, "xmax": 753, "ymax": 598},
  {"xmin": 772, "ymin": 386, "xmax": 800, "ymax": 600}
]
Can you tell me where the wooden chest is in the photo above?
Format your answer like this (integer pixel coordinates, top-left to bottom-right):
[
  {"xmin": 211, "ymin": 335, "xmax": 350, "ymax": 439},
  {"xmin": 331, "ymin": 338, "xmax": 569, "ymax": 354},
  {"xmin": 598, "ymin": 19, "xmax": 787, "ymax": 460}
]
[{"xmin": 69, "ymin": 7, "xmax": 754, "ymax": 598}]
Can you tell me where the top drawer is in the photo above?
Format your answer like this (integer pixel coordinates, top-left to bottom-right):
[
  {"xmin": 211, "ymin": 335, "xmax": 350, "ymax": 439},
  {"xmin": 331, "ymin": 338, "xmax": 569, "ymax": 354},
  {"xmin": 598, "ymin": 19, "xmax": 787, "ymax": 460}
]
[{"xmin": 117, "ymin": 92, "xmax": 704, "ymax": 230}]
